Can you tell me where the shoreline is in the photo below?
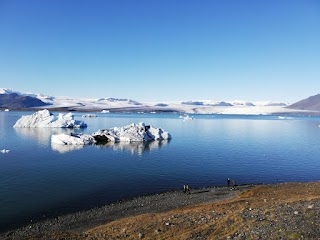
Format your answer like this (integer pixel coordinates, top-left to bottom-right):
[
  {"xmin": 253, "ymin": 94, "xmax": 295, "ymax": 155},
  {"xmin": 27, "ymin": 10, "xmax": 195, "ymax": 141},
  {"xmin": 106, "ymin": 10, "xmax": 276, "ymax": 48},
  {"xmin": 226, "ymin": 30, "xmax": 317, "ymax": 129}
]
[
  {"xmin": 1, "ymin": 181, "xmax": 320, "ymax": 239},
  {"xmin": 0, "ymin": 184, "xmax": 252, "ymax": 238}
]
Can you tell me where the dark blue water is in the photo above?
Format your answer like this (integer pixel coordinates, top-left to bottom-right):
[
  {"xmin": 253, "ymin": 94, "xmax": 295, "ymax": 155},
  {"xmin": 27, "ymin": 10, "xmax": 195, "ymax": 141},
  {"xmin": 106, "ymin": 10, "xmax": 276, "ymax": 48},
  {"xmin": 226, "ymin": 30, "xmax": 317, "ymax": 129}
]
[{"xmin": 1, "ymin": 111, "xmax": 320, "ymax": 231}]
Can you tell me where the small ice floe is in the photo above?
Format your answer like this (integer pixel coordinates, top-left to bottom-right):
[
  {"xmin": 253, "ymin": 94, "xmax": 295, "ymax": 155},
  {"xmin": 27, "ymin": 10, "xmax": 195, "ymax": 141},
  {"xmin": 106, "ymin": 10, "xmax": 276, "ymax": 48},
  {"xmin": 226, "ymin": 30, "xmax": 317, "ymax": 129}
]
[
  {"xmin": 1, "ymin": 149, "xmax": 10, "ymax": 153},
  {"xmin": 181, "ymin": 114, "xmax": 193, "ymax": 121},
  {"xmin": 278, "ymin": 116, "xmax": 294, "ymax": 120},
  {"xmin": 101, "ymin": 110, "xmax": 109, "ymax": 113},
  {"xmin": 13, "ymin": 109, "xmax": 87, "ymax": 128},
  {"xmin": 4, "ymin": 109, "xmax": 9, "ymax": 112},
  {"xmin": 82, "ymin": 114, "xmax": 97, "ymax": 118}
]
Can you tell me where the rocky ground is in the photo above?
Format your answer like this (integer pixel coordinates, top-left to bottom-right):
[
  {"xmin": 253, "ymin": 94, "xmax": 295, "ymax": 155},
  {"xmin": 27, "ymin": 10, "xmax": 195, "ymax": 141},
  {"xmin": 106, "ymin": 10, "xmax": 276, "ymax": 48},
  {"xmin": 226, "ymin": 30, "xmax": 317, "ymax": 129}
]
[{"xmin": 1, "ymin": 182, "xmax": 320, "ymax": 240}]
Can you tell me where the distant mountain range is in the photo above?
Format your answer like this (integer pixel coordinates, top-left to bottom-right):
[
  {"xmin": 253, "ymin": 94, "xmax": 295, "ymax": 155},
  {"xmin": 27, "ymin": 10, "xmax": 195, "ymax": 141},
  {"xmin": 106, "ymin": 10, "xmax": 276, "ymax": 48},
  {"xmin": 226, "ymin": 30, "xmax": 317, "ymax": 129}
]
[
  {"xmin": 288, "ymin": 94, "xmax": 320, "ymax": 111},
  {"xmin": 1, "ymin": 88, "xmax": 319, "ymax": 115}
]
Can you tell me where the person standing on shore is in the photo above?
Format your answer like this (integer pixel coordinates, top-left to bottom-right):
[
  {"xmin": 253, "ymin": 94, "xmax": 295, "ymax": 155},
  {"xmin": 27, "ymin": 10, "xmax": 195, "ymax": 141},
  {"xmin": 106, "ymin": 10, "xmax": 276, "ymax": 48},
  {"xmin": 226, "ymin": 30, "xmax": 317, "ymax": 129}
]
[
  {"xmin": 227, "ymin": 178, "xmax": 230, "ymax": 187},
  {"xmin": 183, "ymin": 184, "xmax": 190, "ymax": 194}
]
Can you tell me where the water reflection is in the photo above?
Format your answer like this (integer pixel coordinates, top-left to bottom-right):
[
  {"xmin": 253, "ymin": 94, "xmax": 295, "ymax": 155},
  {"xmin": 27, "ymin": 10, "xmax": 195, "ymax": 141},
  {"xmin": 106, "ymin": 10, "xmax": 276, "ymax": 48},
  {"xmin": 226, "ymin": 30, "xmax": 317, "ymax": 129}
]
[
  {"xmin": 51, "ymin": 140, "xmax": 171, "ymax": 155},
  {"xmin": 51, "ymin": 143, "xmax": 84, "ymax": 154},
  {"xmin": 95, "ymin": 140, "xmax": 171, "ymax": 155},
  {"xmin": 14, "ymin": 127, "xmax": 74, "ymax": 145}
]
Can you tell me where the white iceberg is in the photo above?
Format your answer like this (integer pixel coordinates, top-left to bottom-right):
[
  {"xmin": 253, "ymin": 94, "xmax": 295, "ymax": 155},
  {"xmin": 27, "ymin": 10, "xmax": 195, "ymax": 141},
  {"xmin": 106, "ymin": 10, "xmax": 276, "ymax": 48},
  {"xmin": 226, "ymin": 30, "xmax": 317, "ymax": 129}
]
[
  {"xmin": 92, "ymin": 122, "xmax": 171, "ymax": 142},
  {"xmin": 51, "ymin": 133, "xmax": 95, "ymax": 145},
  {"xmin": 278, "ymin": 116, "xmax": 295, "ymax": 120},
  {"xmin": 51, "ymin": 122, "xmax": 171, "ymax": 146},
  {"xmin": 180, "ymin": 114, "xmax": 193, "ymax": 121},
  {"xmin": 13, "ymin": 109, "xmax": 87, "ymax": 128},
  {"xmin": 101, "ymin": 110, "xmax": 110, "ymax": 113},
  {"xmin": 1, "ymin": 149, "xmax": 10, "ymax": 153}
]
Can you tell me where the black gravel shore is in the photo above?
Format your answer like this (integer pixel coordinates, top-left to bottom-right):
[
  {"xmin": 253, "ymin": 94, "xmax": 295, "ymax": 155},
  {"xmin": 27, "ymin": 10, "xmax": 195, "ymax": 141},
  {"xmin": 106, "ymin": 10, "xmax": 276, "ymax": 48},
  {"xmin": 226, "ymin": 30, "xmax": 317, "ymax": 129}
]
[{"xmin": 0, "ymin": 185, "xmax": 252, "ymax": 239}]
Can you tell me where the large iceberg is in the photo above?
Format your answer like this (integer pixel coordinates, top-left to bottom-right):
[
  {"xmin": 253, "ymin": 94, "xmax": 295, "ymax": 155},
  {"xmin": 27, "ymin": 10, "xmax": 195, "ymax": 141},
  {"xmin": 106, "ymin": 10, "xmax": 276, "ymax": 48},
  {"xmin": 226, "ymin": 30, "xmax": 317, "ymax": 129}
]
[
  {"xmin": 92, "ymin": 122, "xmax": 171, "ymax": 142},
  {"xmin": 51, "ymin": 122, "xmax": 171, "ymax": 147},
  {"xmin": 13, "ymin": 109, "xmax": 87, "ymax": 128}
]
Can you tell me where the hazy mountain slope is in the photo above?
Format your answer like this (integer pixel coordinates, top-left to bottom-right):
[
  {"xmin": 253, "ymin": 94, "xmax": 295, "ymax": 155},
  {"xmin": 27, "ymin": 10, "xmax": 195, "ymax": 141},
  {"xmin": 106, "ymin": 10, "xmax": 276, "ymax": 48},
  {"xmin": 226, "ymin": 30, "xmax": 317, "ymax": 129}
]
[
  {"xmin": 0, "ymin": 93, "xmax": 48, "ymax": 108},
  {"xmin": 288, "ymin": 94, "xmax": 320, "ymax": 111}
]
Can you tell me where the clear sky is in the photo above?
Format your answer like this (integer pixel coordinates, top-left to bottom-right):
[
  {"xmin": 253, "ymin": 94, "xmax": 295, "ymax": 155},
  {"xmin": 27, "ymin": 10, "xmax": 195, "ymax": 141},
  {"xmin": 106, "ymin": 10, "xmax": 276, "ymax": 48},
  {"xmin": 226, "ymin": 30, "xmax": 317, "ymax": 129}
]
[{"xmin": 0, "ymin": 0, "xmax": 319, "ymax": 103}]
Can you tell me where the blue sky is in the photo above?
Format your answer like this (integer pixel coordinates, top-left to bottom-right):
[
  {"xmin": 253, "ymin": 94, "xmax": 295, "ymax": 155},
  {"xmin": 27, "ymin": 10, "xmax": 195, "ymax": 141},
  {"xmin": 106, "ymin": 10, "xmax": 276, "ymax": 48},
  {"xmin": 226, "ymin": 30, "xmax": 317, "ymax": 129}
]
[{"xmin": 0, "ymin": 0, "xmax": 319, "ymax": 102}]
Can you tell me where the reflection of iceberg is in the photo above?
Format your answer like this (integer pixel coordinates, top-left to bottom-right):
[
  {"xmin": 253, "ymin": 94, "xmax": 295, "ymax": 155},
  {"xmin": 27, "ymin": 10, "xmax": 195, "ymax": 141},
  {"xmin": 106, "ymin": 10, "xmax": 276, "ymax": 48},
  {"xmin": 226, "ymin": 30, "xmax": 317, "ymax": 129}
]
[
  {"xmin": 51, "ymin": 143, "xmax": 84, "ymax": 154},
  {"xmin": 96, "ymin": 140, "xmax": 171, "ymax": 155},
  {"xmin": 14, "ymin": 127, "xmax": 74, "ymax": 145}
]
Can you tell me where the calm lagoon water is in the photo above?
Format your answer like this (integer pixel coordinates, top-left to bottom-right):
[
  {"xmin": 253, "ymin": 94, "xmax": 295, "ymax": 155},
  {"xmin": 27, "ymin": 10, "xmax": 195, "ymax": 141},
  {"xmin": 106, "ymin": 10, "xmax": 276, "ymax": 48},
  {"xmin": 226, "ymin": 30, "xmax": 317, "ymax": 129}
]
[{"xmin": 1, "ymin": 111, "xmax": 320, "ymax": 231}]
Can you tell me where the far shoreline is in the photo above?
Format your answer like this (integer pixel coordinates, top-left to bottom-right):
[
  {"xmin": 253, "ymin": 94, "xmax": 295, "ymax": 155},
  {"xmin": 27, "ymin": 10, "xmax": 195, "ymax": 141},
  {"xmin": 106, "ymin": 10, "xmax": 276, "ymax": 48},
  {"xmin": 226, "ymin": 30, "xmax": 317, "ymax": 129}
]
[{"xmin": 1, "ymin": 107, "xmax": 320, "ymax": 116}]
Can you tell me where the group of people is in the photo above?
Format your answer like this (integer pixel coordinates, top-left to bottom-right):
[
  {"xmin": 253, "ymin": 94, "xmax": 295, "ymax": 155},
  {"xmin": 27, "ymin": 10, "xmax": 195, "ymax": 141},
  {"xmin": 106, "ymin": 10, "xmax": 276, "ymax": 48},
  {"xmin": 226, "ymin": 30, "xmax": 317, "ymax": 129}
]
[
  {"xmin": 183, "ymin": 178, "xmax": 237, "ymax": 194},
  {"xmin": 227, "ymin": 178, "xmax": 237, "ymax": 188},
  {"xmin": 183, "ymin": 184, "xmax": 190, "ymax": 194}
]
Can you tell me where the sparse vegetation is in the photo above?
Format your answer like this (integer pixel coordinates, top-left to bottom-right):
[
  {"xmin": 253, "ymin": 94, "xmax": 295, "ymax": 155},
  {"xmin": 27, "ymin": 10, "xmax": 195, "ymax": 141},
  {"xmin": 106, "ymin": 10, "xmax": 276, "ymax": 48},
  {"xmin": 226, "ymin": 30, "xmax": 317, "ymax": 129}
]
[{"xmin": 2, "ymin": 182, "xmax": 320, "ymax": 239}]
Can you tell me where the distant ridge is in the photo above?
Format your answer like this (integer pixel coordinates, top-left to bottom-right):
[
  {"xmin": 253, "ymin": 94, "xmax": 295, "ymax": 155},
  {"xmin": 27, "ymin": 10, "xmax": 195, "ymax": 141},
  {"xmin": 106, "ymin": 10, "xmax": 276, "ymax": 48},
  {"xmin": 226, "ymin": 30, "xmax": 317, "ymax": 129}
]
[
  {"xmin": 0, "ymin": 93, "xmax": 48, "ymax": 108},
  {"xmin": 288, "ymin": 94, "xmax": 320, "ymax": 111},
  {"xmin": 1, "ymin": 87, "xmax": 312, "ymax": 115}
]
